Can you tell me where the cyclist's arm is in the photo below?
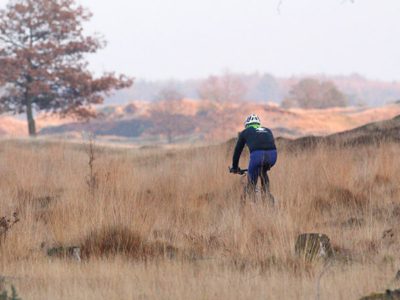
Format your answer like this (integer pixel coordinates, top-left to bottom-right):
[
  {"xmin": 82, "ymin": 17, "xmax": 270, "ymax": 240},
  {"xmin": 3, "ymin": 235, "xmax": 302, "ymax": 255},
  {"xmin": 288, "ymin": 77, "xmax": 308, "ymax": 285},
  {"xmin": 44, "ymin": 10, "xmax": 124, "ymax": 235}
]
[
  {"xmin": 269, "ymin": 129, "xmax": 276, "ymax": 148},
  {"xmin": 232, "ymin": 133, "xmax": 246, "ymax": 169}
]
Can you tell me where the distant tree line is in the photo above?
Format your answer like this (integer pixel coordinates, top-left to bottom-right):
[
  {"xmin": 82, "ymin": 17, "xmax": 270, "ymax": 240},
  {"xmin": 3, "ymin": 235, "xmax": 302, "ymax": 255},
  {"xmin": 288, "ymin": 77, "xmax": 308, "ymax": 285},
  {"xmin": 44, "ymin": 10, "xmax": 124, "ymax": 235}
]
[
  {"xmin": 115, "ymin": 72, "xmax": 400, "ymax": 108},
  {"xmin": 132, "ymin": 73, "xmax": 349, "ymax": 109},
  {"xmin": 119, "ymin": 72, "xmax": 283, "ymax": 104}
]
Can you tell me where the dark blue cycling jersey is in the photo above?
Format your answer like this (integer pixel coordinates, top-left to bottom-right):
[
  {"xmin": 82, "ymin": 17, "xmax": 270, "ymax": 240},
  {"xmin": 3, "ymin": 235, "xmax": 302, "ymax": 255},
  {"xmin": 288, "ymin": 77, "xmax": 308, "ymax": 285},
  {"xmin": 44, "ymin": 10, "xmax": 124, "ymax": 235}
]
[
  {"xmin": 232, "ymin": 125, "xmax": 277, "ymax": 187},
  {"xmin": 232, "ymin": 126, "xmax": 276, "ymax": 169}
]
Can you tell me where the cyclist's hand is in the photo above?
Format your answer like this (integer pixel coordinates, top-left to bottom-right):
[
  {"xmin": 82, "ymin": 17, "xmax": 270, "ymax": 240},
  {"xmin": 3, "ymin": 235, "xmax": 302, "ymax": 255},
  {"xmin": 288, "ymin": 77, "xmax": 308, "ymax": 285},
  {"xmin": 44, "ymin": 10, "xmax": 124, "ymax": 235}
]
[{"xmin": 230, "ymin": 167, "xmax": 239, "ymax": 174}]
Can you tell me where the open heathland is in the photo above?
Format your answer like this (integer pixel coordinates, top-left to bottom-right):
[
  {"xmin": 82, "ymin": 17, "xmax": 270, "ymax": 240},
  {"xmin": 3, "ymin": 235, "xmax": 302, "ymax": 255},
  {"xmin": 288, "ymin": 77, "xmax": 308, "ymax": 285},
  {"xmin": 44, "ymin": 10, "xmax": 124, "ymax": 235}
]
[{"xmin": 0, "ymin": 128, "xmax": 400, "ymax": 299}]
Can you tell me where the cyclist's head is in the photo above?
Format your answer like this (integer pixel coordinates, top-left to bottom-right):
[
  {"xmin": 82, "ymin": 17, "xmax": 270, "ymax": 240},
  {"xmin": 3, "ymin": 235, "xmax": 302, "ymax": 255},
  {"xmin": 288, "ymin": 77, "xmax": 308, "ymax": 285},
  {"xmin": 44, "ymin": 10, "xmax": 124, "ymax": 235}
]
[{"xmin": 244, "ymin": 114, "xmax": 261, "ymax": 128}]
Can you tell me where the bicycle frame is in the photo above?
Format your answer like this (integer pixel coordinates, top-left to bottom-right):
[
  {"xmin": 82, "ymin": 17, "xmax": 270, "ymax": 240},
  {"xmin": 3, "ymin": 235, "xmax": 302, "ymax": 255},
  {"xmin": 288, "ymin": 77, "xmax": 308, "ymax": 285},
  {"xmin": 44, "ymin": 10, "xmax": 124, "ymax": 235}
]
[{"xmin": 229, "ymin": 166, "xmax": 276, "ymax": 206}]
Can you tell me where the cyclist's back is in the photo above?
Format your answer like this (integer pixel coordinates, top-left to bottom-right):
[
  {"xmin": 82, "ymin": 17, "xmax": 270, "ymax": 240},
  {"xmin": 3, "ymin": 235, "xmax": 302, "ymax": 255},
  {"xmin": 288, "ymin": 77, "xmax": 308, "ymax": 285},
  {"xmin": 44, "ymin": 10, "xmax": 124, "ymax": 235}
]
[
  {"xmin": 230, "ymin": 114, "xmax": 277, "ymax": 202},
  {"xmin": 233, "ymin": 126, "xmax": 276, "ymax": 164}
]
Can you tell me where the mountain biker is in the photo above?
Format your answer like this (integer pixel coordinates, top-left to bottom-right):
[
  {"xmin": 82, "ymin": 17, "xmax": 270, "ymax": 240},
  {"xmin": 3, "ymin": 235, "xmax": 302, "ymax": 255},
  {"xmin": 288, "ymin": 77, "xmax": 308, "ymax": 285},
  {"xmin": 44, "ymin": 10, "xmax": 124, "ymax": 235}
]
[{"xmin": 230, "ymin": 114, "xmax": 277, "ymax": 201}]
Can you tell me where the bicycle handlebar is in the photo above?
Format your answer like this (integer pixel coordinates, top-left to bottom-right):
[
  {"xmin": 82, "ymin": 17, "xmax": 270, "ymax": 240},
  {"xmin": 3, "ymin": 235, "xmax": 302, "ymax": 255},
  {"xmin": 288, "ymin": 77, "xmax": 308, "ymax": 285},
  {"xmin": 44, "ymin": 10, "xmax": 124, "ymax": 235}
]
[{"xmin": 229, "ymin": 167, "xmax": 248, "ymax": 175}]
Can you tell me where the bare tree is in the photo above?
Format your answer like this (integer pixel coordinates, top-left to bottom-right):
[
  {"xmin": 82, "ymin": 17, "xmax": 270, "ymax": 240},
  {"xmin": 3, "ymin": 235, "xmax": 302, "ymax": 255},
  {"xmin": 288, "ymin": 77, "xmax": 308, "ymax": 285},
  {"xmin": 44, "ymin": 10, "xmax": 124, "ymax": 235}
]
[
  {"xmin": 198, "ymin": 72, "xmax": 247, "ymax": 103},
  {"xmin": 156, "ymin": 86, "xmax": 183, "ymax": 102},
  {"xmin": 197, "ymin": 76, "xmax": 222, "ymax": 102},
  {"xmin": 148, "ymin": 100, "xmax": 195, "ymax": 143},
  {"xmin": 282, "ymin": 78, "xmax": 348, "ymax": 109}
]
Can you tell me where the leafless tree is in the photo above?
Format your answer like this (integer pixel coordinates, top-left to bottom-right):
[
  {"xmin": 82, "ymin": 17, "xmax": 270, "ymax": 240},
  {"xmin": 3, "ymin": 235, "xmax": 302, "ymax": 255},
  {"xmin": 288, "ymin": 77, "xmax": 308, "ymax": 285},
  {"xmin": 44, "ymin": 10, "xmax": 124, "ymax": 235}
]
[
  {"xmin": 282, "ymin": 78, "xmax": 348, "ymax": 109},
  {"xmin": 148, "ymin": 100, "xmax": 195, "ymax": 143},
  {"xmin": 156, "ymin": 86, "xmax": 183, "ymax": 102},
  {"xmin": 198, "ymin": 72, "xmax": 247, "ymax": 103}
]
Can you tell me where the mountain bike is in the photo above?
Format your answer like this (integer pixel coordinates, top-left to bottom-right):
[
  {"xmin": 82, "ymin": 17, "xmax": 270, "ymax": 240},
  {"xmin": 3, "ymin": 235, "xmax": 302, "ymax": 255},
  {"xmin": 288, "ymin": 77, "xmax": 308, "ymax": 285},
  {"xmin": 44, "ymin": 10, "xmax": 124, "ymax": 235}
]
[{"xmin": 229, "ymin": 167, "xmax": 276, "ymax": 206}]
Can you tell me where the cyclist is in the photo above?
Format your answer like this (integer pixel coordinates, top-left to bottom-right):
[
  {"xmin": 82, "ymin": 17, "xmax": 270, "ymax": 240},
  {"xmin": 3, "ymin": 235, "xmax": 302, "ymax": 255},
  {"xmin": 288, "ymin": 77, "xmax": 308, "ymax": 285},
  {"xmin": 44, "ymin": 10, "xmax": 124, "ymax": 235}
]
[{"xmin": 230, "ymin": 114, "xmax": 277, "ymax": 203}]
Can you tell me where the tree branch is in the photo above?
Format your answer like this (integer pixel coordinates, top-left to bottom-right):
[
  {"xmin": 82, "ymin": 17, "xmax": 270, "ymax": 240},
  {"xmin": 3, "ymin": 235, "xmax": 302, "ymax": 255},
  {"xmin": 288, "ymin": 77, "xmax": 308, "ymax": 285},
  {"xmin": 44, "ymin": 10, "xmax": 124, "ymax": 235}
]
[
  {"xmin": 0, "ymin": 35, "xmax": 25, "ymax": 49},
  {"xmin": 277, "ymin": 0, "xmax": 283, "ymax": 14}
]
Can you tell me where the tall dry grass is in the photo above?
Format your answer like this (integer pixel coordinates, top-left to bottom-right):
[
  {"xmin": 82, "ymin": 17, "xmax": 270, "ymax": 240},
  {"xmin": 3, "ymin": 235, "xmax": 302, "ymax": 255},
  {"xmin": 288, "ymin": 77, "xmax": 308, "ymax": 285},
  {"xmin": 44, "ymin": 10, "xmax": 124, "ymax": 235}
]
[{"xmin": 0, "ymin": 137, "xmax": 399, "ymax": 299}]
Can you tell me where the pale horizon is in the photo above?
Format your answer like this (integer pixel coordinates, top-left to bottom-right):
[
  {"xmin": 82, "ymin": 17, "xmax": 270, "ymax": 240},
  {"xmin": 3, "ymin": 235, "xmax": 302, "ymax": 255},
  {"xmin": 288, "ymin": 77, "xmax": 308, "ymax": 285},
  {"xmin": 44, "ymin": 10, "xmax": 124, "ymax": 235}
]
[
  {"xmin": 1, "ymin": 0, "xmax": 399, "ymax": 82},
  {"xmin": 81, "ymin": 0, "xmax": 400, "ymax": 82}
]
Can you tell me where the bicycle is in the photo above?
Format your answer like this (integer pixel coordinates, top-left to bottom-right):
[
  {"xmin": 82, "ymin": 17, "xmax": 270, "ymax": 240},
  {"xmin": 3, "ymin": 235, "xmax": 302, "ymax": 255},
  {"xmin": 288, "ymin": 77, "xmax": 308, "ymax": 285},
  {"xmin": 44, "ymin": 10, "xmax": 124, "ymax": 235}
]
[{"xmin": 229, "ymin": 167, "xmax": 276, "ymax": 206}]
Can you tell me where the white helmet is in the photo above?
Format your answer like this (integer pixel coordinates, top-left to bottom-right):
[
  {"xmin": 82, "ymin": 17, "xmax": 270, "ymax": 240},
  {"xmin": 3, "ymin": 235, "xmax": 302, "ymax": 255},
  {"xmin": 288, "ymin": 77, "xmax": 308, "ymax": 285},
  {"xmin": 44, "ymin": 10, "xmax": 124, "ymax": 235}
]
[{"xmin": 244, "ymin": 114, "xmax": 261, "ymax": 127}]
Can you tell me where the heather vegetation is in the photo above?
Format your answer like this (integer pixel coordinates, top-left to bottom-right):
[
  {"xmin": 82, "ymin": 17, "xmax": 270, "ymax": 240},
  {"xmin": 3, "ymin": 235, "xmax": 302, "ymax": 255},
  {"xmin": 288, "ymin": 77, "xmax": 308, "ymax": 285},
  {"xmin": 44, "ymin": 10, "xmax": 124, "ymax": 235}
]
[{"xmin": 0, "ymin": 126, "xmax": 400, "ymax": 299}]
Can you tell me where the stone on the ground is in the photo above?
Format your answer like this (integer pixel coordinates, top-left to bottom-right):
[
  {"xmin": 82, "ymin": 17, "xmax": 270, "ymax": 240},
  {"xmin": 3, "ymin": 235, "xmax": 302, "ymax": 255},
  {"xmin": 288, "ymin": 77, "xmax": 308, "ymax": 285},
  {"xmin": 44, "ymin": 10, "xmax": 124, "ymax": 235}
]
[
  {"xmin": 295, "ymin": 233, "xmax": 333, "ymax": 262},
  {"xmin": 395, "ymin": 270, "xmax": 400, "ymax": 281},
  {"xmin": 47, "ymin": 246, "xmax": 81, "ymax": 262},
  {"xmin": 359, "ymin": 289, "xmax": 400, "ymax": 300},
  {"xmin": 341, "ymin": 217, "xmax": 364, "ymax": 228},
  {"xmin": 0, "ymin": 276, "xmax": 5, "ymax": 292}
]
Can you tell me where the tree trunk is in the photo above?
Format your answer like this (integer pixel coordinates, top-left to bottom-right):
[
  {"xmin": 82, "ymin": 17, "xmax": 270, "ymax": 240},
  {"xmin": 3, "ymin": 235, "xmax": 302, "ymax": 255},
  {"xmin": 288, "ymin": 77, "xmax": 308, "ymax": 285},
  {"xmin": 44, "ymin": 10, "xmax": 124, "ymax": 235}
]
[
  {"xmin": 26, "ymin": 97, "xmax": 36, "ymax": 136},
  {"xmin": 167, "ymin": 130, "xmax": 173, "ymax": 144}
]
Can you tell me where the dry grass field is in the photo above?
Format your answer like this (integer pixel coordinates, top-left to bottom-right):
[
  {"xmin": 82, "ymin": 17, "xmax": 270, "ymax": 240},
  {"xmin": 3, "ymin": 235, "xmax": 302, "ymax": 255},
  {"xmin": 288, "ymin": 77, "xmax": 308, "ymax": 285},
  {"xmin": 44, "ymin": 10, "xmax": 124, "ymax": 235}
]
[{"xmin": 1, "ymin": 136, "xmax": 400, "ymax": 299}]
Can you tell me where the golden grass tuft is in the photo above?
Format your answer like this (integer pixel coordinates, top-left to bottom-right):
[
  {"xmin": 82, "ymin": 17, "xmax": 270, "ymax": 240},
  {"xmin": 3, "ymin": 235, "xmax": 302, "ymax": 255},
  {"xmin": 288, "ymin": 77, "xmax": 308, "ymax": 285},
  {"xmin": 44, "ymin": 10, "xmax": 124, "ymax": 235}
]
[
  {"xmin": 81, "ymin": 226, "xmax": 143, "ymax": 259},
  {"xmin": 81, "ymin": 226, "xmax": 178, "ymax": 261}
]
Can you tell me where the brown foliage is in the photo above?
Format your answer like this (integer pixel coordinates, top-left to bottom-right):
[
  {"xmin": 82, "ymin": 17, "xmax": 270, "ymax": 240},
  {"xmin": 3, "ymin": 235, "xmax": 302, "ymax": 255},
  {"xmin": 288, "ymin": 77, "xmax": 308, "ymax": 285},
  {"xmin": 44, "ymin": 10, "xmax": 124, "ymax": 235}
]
[{"xmin": 0, "ymin": 0, "xmax": 132, "ymax": 136}]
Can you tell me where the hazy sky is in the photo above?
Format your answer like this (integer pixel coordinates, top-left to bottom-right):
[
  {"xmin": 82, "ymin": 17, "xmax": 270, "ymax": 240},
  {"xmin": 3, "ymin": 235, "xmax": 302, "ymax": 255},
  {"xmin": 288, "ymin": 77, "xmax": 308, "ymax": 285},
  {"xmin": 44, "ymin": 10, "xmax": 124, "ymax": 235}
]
[{"xmin": 1, "ymin": 0, "xmax": 400, "ymax": 81}]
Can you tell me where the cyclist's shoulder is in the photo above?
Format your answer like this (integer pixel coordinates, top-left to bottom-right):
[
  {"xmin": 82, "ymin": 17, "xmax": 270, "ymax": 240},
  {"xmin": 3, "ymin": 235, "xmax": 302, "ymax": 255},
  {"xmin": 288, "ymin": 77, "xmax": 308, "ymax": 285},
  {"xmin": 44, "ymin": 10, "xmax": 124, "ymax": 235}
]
[
  {"xmin": 254, "ymin": 126, "xmax": 273, "ymax": 133},
  {"xmin": 240, "ymin": 127, "xmax": 254, "ymax": 135},
  {"xmin": 260, "ymin": 126, "xmax": 273, "ymax": 133},
  {"xmin": 240, "ymin": 126, "xmax": 273, "ymax": 137}
]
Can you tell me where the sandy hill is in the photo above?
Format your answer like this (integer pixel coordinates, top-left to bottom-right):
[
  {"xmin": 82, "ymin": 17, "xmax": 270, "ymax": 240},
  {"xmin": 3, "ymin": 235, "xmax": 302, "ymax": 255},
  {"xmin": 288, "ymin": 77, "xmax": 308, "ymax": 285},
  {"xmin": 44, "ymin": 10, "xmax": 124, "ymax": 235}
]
[
  {"xmin": 276, "ymin": 114, "xmax": 400, "ymax": 152},
  {"xmin": 2, "ymin": 100, "xmax": 400, "ymax": 142}
]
